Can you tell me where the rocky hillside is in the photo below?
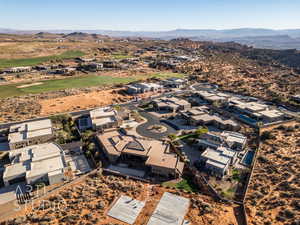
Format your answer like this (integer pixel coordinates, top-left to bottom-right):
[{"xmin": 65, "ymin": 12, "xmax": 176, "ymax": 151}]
[
  {"xmin": 246, "ymin": 124, "xmax": 300, "ymax": 225},
  {"xmin": 170, "ymin": 39, "xmax": 300, "ymax": 106}
]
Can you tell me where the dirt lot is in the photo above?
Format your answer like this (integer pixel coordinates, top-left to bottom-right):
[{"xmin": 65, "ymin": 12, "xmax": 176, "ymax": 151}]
[
  {"xmin": 39, "ymin": 88, "xmax": 133, "ymax": 115},
  {"xmin": 39, "ymin": 88, "xmax": 164, "ymax": 116},
  {"xmin": 0, "ymin": 83, "xmax": 165, "ymax": 123},
  {"xmin": 246, "ymin": 123, "xmax": 300, "ymax": 225},
  {"xmin": 0, "ymin": 41, "xmax": 99, "ymax": 59},
  {"xmin": 2, "ymin": 173, "xmax": 239, "ymax": 225}
]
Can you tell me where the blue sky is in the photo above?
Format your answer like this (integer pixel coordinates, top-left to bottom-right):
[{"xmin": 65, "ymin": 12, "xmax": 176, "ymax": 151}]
[{"xmin": 0, "ymin": 0, "xmax": 299, "ymax": 30}]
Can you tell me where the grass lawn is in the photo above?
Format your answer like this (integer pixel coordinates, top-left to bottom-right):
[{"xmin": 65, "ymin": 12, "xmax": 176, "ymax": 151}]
[
  {"xmin": 232, "ymin": 169, "xmax": 241, "ymax": 181},
  {"xmin": 176, "ymin": 133, "xmax": 198, "ymax": 140},
  {"xmin": 111, "ymin": 54, "xmax": 132, "ymax": 59},
  {"xmin": 175, "ymin": 127, "xmax": 209, "ymax": 141},
  {"xmin": 0, "ymin": 50, "xmax": 85, "ymax": 69},
  {"xmin": 0, "ymin": 72, "xmax": 185, "ymax": 98},
  {"xmin": 163, "ymin": 178, "xmax": 198, "ymax": 192},
  {"xmin": 151, "ymin": 72, "xmax": 185, "ymax": 79}
]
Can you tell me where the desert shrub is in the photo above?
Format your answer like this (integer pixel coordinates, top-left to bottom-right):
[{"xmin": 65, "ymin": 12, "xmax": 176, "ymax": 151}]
[
  {"xmin": 279, "ymin": 192, "xmax": 292, "ymax": 198},
  {"xmin": 256, "ymin": 210, "xmax": 264, "ymax": 217},
  {"xmin": 275, "ymin": 215, "xmax": 286, "ymax": 222},
  {"xmin": 290, "ymin": 220, "xmax": 300, "ymax": 225},
  {"xmin": 293, "ymin": 189, "xmax": 300, "ymax": 198},
  {"xmin": 251, "ymin": 191, "xmax": 264, "ymax": 200},
  {"xmin": 260, "ymin": 131, "xmax": 275, "ymax": 141},
  {"xmin": 258, "ymin": 155, "xmax": 269, "ymax": 163},
  {"xmin": 291, "ymin": 200, "xmax": 300, "ymax": 210},
  {"xmin": 277, "ymin": 125, "xmax": 286, "ymax": 130},
  {"xmin": 286, "ymin": 126, "xmax": 295, "ymax": 132},
  {"xmin": 281, "ymin": 209, "xmax": 295, "ymax": 219}
]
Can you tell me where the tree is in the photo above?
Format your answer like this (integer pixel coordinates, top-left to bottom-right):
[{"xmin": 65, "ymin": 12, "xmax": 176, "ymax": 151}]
[
  {"xmin": 87, "ymin": 143, "xmax": 96, "ymax": 153},
  {"xmin": 168, "ymin": 133, "xmax": 177, "ymax": 141},
  {"xmin": 260, "ymin": 131, "xmax": 274, "ymax": 141},
  {"xmin": 57, "ymin": 134, "xmax": 66, "ymax": 144},
  {"xmin": 256, "ymin": 121, "xmax": 263, "ymax": 128},
  {"xmin": 85, "ymin": 150, "xmax": 91, "ymax": 158},
  {"xmin": 113, "ymin": 105, "xmax": 121, "ymax": 111},
  {"xmin": 195, "ymin": 126, "xmax": 208, "ymax": 136},
  {"xmin": 82, "ymin": 130, "xmax": 94, "ymax": 142}
]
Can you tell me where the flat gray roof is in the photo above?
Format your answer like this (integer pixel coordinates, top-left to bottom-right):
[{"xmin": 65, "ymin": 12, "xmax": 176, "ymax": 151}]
[
  {"xmin": 90, "ymin": 107, "xmax": 116, "ymax": 119},
  {"xmin": 108, "ymin": 195, "xmax": 145, "ymax": 224},
  {"xmin": 8, "ymin": 119, "xmax": 53, "ymax": 143},
  {"xmin": 67, "ymin": 155, "xmax": 91, "ymax": 175},
  {"xmin": 9, "ymin": 119, "xmax": 52, "ymax": 132},
  {"xmin": 3, "ymin": 163, "xmax": 27, "ymax": 180},
  {"xmin": 201, "ymin": 147, "xmax": 234, "ymax": 166},
  {"xmin": 4, "ymin": 143, "xmax": 65, "ymax": 182},
  {"xmin": 258, "ymin": 109, "xmax": 284, "ymax": 118},
  {"xmin": 147, "ymin": 192, "xmax": 190, "ymax": 225}
]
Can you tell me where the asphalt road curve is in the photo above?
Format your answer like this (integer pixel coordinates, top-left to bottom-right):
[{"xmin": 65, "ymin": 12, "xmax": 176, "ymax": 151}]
[{"xmin": 136, "ymin": 111, "xmax": 177, "ymax": 139}]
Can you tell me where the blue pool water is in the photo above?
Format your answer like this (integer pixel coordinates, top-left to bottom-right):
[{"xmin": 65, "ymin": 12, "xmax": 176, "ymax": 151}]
[
  {"xmin": 238, "ymin": 114, "xmax": 257, "ymax": 125},
  {"xmin": 242, "ymin": 151, "xmax": 255, "ymax": 166}
]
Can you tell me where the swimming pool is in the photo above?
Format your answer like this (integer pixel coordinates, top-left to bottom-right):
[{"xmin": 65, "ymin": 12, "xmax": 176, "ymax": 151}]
[
  {"xmin": 241, "ymin": 151, "xmax": 255, "ymax": 166},
  {"xmin": 238, "ymin": 114, "xmax": 257, "ymax": 125}
]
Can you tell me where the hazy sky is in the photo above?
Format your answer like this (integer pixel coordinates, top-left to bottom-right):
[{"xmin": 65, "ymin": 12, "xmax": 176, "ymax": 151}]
[{"xmin": 0, "ymin": 0, "xmax": 299, "ymax": 30}]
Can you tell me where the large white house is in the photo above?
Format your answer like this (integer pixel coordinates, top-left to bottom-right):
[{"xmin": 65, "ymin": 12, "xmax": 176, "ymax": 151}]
[
  {"xmin": 126, "ymin": 82, "xmax": 163, "ymax": 94},
  {"xmin": 3, "ymin": 143, "xmax": 66, "ymax": 187},
  {"xmin": 8, "ymin": 119, "xmax": 54, "ymax": 150},
  {"xmin": 90, "ymin": 107, "xmax": 121, "ymax": 131},
  {"xmin": 197, "ymin": 131, "xmax": 247, "ymax": 177},
  {"xmin": 199, "ymin": 146, "xmax": 237, "ymax": 177}
]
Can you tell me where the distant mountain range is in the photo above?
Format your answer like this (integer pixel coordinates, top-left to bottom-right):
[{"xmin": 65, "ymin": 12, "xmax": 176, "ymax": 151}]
[{"xmin": 1, "ymin": 28, "xmax": 300, "ymax": 50}]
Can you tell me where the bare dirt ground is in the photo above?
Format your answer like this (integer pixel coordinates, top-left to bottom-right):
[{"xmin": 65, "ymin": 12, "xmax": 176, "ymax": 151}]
[
  {"xmin": 2, "ymin": 173, "xmax": 239, "ymax": 225},
  {"xmin": 245, "ymin": 123, "xmax": 300, "ymax": 225},
  {"xmin": 0, "ymin": 41, "xmax": 97, "ymax": 59},
  {"xmin": 39, "ymin": 88, "xmax": 133, "ymax": 115},
  {"xmin": 0, "ymin": 84, "xmax": 163, "ymax": 123},
  {"xmin": 39, "ymin": 89, "xmax": 164, "ymax": 116}
]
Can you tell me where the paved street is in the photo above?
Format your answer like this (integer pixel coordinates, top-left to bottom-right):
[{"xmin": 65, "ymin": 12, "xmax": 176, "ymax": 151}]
[{"xmin": 136, "ymin": 110, "xmax": 177, "ymax": 139}]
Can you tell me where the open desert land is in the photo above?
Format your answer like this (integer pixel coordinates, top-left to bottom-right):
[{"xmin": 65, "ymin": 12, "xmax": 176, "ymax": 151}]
[
  {"xmin": 0, "ymin": 71, "xmax": 184, "ymax": 122},
  {"xmin": 176, "ymin": 42, "xmax": 300, "ymax": 106},
  {"xmin": 39, "ymin": 88, "xmax": 166, "ymax": 115},
  {"xmin": 2, "ymin": 172, "xmax": 239, "ymax": 225},
  {"xmin": 0, "ymin": 35, "xmax": 299, "ymax": 225},
  {"xmin": 246, "ymin": 123, "xmax": 300, "ymax": 225},
  {"xmin": 0, "ymin": 37, "xmax": 120, "ymax": 60},
  {"xmin": 1, "ymin": 1, "xmax": 300, "ymax": 225},
  {"xmin": 38, "ymin": 88, "xmax": 133, "ymax": 115},
  {"xmin": 0, "ymin": 37, "xmax": 151, "ymax": 70}
]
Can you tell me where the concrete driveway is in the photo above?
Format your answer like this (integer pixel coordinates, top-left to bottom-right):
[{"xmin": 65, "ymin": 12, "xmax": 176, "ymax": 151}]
[{"xmin": 0, "ymin": 183, "xmax": 26, "ymax": 205}]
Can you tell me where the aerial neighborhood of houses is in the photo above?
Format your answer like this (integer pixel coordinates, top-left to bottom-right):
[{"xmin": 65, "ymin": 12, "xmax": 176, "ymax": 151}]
[{"xmin": 0, "ymin": 73, "xmax": 296, "ymax": 224}]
